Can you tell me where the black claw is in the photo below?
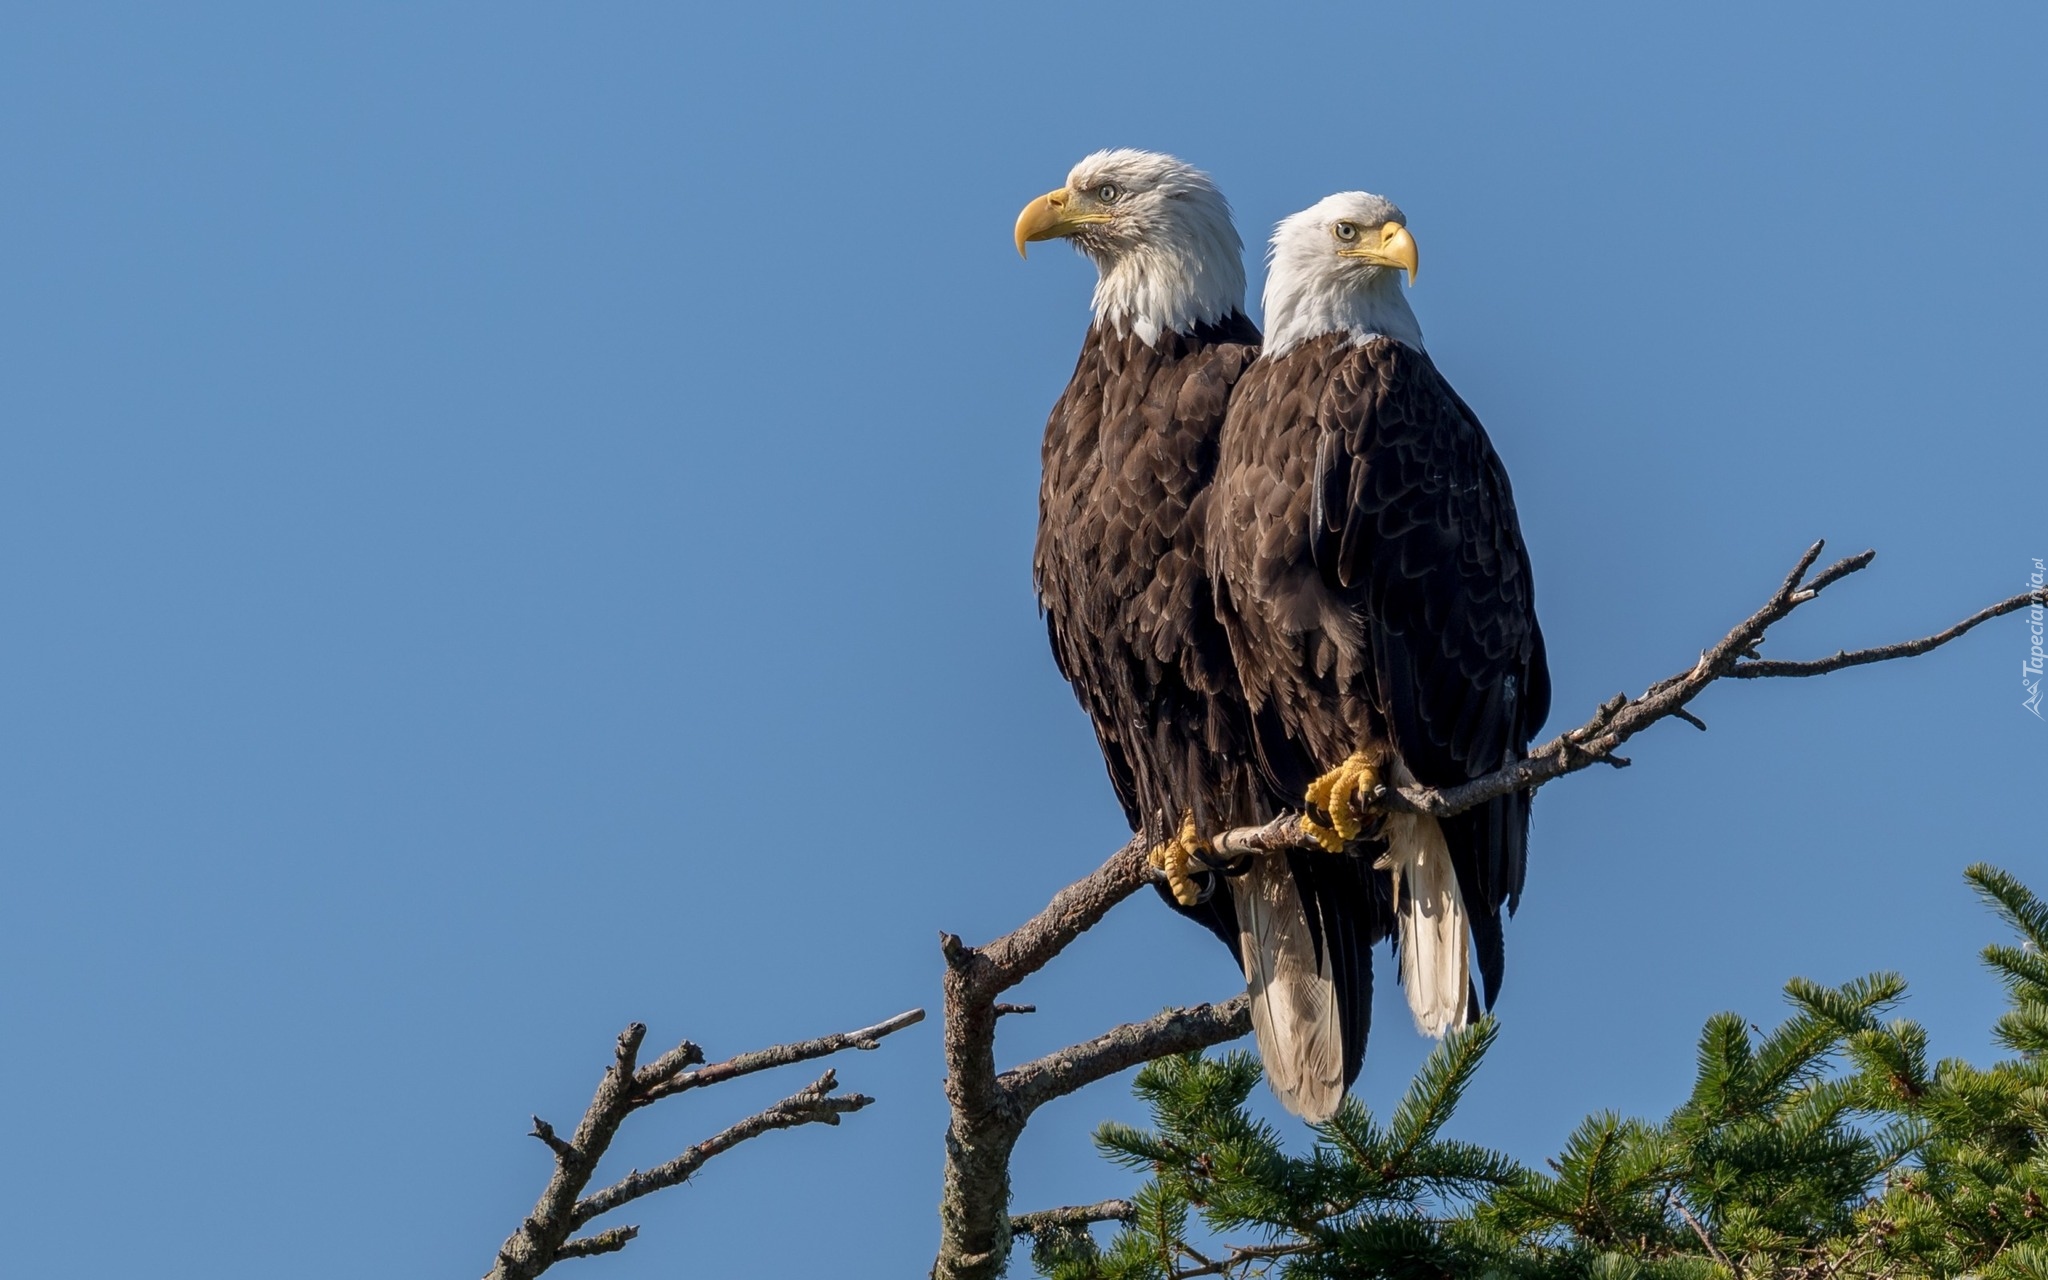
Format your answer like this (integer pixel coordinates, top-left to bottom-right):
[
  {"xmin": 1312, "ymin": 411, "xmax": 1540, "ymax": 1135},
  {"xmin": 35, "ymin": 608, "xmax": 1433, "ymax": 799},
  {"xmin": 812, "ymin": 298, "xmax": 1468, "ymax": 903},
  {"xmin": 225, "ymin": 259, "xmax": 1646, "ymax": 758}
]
[{"xmin": 1188, "ymin": 845, "xmax": 1254, "ymax": 881}]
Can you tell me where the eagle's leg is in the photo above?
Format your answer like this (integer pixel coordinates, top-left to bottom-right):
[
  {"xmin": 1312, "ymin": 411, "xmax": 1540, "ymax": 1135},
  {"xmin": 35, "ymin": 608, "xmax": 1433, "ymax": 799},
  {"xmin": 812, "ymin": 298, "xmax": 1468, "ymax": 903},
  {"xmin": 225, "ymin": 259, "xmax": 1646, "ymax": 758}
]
[
  {"xmin": 1146, "ymin": 812, "xmax": 1213, "ymax": 907},
  {"xmin": 1301, "ymin": 750, "xmax": 1385, "ymax": 853}
]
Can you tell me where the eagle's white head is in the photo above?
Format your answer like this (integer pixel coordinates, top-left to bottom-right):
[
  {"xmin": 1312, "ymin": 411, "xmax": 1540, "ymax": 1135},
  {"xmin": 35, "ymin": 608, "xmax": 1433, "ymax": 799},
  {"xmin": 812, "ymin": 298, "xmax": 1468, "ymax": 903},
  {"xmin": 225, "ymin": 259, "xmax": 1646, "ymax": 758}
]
[
  {"xmin": 1014, "ymin": 149, "xmax": 1246, "ymax": 347},
  {"xmin": 1261, "ymin": 191, "xmax": 1424, "ymax": 358}
]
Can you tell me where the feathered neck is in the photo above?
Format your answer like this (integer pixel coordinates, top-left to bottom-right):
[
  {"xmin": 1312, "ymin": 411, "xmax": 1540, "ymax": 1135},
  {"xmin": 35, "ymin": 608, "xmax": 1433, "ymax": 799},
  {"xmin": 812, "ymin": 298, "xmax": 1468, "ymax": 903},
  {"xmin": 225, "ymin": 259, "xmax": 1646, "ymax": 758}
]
[
  {"xmin": 1261, "ymin": 264, "xmax": 1423, "ymax": 358},
  {"xmin": 1087, "ymin": 217, "xmax": 1245, "ymax": 348}
]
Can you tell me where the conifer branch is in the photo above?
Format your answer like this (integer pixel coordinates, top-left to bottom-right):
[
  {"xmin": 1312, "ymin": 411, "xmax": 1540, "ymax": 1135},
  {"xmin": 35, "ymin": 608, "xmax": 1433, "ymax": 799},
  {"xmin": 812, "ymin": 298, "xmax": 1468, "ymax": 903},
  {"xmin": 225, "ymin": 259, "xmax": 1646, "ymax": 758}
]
[
  {"xmin": 1386, "ymin": 1018, "xmax": 1498, "ymax": 1169},
  {"xmin": 1063, "ymin": 869, "xmax": 2048, "ymax": 1280},
  {"xmin": 484, "ymin": 1008, "xmax": 921, "ymax": 1280}
]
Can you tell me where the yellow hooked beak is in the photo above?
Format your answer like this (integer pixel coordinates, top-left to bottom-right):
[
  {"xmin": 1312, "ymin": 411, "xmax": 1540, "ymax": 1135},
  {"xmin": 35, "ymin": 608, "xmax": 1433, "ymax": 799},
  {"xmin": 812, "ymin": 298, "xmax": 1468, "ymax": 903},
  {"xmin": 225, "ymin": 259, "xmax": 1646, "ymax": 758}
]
[
  {"xmin": 1338, "ymin": 221, "xmax": 1420, "ymax": 285},
  {"xmin": 1014, "ymin": 187, "xmax": 1113, "ymax": 258}
]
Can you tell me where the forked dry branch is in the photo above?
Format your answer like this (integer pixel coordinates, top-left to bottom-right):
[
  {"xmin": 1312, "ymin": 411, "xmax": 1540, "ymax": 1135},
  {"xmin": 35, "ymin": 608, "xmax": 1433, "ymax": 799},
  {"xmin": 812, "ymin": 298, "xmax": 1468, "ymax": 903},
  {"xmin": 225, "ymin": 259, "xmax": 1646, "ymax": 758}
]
[
  {"xmin": 930, "ymin": 541, "xmax": 2043, "ymax": 1280},
  {"xmin": 485, "ymin": 1008, "xmax": 923, "ymax": 1280},
  {"xmin": 935, "ymin": 859, "xmax": 1253, "ymax": 1280}
]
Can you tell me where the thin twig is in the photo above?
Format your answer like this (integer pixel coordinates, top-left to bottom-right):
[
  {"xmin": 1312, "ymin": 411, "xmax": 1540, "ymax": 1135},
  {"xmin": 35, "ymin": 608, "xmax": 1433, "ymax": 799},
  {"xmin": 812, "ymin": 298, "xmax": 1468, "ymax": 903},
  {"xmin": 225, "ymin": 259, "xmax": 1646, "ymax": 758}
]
[
  {"xmin": 1670, "ymin": 1189, "xmax": 1737, "ymax": 1274},
  {"xmin": 638, "ymin": 1007, "xmax": 925, "ymax": 1104},
  {"xmin": 1728, "ymin": 589, "xmax": 2039, "ymax": 678},
  {"xmin": 529, "ymin": 1117, "xmax": 574, "ymax": 1160},
  {"xmin": 551, "ymin": 1227, "xmax": 637, "ymax": 1261},
  {"xmin": 570, "ymin": 1070, "xmax": 868, "ymax": 1228},
  {"xmin": 1170, "ymin": 1240, "xmax": 1313, "ymax": 1279}
]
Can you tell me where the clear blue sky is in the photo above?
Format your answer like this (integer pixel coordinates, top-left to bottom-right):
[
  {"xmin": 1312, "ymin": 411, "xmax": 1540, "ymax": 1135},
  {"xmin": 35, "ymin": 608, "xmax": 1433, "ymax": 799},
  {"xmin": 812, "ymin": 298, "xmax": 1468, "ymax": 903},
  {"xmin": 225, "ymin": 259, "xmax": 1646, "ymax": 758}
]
[{"xmin": 1, "ymin": 4, "xmax": 2041, "ymax": 1276}]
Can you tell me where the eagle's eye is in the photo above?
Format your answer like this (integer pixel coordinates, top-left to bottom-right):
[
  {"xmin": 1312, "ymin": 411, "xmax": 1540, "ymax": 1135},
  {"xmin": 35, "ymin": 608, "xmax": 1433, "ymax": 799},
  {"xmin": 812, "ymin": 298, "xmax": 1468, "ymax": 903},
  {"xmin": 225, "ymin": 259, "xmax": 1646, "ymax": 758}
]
[
  {"xmin": 1097, "ymin": 183, "xmax": 1120, "ymax": 203},
  {"xmin": 1332, "ymin": 221, "xmax": 1360, "ymax": 243}
]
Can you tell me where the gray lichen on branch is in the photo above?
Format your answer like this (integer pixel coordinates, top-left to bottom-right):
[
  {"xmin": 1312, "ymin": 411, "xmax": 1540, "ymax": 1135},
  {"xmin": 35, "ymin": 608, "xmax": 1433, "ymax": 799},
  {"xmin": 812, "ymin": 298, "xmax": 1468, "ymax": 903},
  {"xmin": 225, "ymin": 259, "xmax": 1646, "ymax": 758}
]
[{"xmin": 1008, "ymin": 1199, "xmax": 1138, "ymax": 1237}]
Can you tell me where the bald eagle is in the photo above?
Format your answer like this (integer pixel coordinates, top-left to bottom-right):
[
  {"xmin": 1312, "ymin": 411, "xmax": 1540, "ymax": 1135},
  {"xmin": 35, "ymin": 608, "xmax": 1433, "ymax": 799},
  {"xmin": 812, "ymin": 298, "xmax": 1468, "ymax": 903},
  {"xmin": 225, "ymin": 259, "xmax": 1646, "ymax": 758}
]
[
  {"xmin": 1210, "ymin": 193, "xmax": 1550, "ymax": 1045},
  {"xmin": 1018, "ymin": 152, "xmax": 1388, "ymax": 1120}
]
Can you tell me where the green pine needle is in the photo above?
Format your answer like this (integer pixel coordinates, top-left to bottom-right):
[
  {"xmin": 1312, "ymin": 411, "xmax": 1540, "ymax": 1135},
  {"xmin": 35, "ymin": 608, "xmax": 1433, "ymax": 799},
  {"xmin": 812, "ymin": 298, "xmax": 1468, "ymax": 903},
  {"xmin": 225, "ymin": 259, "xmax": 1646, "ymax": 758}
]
[{"xmin": 1042, "ymin": 865, "xmax": 2048, "ymax": 1280}]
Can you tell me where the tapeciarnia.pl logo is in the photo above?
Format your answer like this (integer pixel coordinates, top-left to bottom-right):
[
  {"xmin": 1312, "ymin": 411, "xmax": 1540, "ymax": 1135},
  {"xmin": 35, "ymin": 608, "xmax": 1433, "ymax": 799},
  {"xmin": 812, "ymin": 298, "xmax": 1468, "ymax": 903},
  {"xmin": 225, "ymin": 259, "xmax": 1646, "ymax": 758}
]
[{"xmin": 2025, "ymin": 557, "xmax": 2045, "ymax": 719}]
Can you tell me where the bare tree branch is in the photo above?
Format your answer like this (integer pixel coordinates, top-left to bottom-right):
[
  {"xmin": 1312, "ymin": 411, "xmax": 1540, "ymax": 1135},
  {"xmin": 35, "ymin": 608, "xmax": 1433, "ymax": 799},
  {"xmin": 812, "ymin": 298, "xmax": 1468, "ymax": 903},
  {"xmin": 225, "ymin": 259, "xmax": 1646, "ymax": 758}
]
[
  {"xmin": 970, "ymin": 835, "xmax": 1155, "ymax": 991},
  {"xmin": 1004, "ymin": 997, "xmax": 1251, "ymax": 1116},
  {"xmin": 1009, "ymin": 1199, "xmax": 1138, "ymax": 1237},
  {"xmin": 1212, "ymin": 543, "xmax": 2040, "ymax": 854},
  {"xmin": 1727, "ymin": 588, "xmax": 2038, "ymax": 679},
  {"xmin": 638, "ymin": 1007, "xmax": 926, "ymax": 1105},
  {"xmin": 551, "ymin": 1227, "xmax": 637, "ymax": 1261},
  {"xmin": 485, "ymin": 1008, "xmax": 922, "ymax": 1280},
  {"xmin": 933, "ymin": 840, "xmax": 1254, "ymax": 1280},
  {"xmin": 487, "ymin": 1024, "xmax": 666, "ymax": 1280},
  {"xmin": 570, "ymin": 1069, "xmax": 867, "ymax": 1228},
  {"xmin": 529, "ymin": 1116, "xmax": 574, "ymax": 1160}
]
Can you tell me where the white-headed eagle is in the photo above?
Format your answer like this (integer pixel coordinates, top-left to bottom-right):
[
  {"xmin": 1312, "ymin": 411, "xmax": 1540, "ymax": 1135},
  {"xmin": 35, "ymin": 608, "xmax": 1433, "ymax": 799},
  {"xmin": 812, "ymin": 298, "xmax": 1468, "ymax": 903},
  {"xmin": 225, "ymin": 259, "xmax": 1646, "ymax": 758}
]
[
  {"xmin": 1210, "ymin": 193, "xmax": 1551, "ymax": 1060},
  {"xmin": 1018, "ymin": 153, "xmax": 1390, "ymax": 1120}
]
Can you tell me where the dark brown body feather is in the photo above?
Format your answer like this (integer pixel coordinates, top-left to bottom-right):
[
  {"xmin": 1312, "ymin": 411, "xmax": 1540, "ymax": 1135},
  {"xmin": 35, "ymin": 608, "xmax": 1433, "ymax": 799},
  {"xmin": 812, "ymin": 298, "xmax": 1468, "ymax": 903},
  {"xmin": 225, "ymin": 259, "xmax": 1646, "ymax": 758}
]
[
  {"xmin": 1210, "ymin": 334, "xmax": 1551, "ymax": 1007},
  {"xmin": 1037, "ymin": 314, "xmax": 1267, "ymax": 847},
  {"xmin": 1035, "ymin": 317, "xmax": 1390, "ymax": 1087}
]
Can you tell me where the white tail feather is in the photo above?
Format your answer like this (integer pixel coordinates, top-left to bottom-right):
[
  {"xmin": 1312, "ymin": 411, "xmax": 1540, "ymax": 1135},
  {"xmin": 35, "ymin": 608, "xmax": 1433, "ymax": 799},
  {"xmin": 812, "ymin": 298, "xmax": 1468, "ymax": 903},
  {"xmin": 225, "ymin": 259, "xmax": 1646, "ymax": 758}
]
[
  {"xmin": 1232, "ymin": 857, "xmax": 1344, "ymax": 1121},
  {"xmin": 1380, "ymin": 812, "xmax": 1470, "ymax": 1039}
]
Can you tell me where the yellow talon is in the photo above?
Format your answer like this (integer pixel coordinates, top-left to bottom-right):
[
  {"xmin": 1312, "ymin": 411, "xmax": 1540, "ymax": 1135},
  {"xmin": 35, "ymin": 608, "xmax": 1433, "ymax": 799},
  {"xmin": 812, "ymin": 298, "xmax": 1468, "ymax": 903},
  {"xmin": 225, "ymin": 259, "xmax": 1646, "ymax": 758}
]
[
  {"xmin": 1146, "ymin": 812, "xmax": 1211, "ymax": 907},
  {"xmin": 1301, "ymin": 751, "xmax": 1383, "ymax": 853}
]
